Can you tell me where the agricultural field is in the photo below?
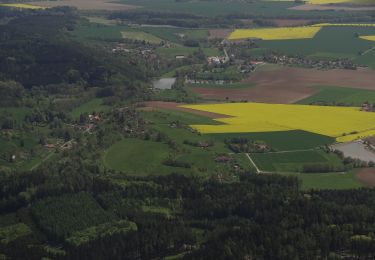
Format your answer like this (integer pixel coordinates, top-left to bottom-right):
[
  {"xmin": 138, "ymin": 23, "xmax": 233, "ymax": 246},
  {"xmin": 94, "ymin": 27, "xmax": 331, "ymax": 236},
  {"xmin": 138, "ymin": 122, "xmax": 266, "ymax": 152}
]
[
  {"xmin": 250, "ymin": 150, "xmax": 343, "ymax": 172},
  {"xmin": 360, "ymin": 35, "xmax": 375, "ymax": 41},
  {"xmin": 183, "ymin": 102, "xmax": 375, "ymax": 142},
  {"xmin": 288, "ymin": 171, "xmax": 364, "ymax": 190},
  {"xmin": 255, "ymin": 25, "xmax": 375, "ymax": 67},
  {"xmin": 26, "ymin": 0, "xmax": 135, "ymax": 10},
  {"xmin": 297, "ymin": 86, "xmax": 375, "ymax": 106},
  {"xmin": 103, "ymin": 109, "xmax": 251, "ymax": 176},
  {"xmin": 229, "ymin": 26, "xmax": 321, "ymax": 40},
  {"xmin": 0, "ymin": 3, "xmax": 44, "ymax": 9}
]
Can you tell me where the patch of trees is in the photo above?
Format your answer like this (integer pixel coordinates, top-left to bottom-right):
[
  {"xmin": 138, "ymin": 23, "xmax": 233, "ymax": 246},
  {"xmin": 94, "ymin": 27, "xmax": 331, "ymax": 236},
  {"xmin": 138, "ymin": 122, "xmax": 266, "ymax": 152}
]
[
  {"xmin": 0, "ymin": 10, "xmax": 148, "ymax": 97},
  {"xmin": 225, "ymin": 137, "xmax": 271, "ymax": 153}
]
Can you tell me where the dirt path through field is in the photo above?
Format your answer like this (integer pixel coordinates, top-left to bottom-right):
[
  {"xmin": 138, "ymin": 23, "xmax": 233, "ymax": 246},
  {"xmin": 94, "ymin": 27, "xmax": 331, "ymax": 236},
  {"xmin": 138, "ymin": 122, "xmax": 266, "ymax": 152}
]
[
  {"xmin": 356, "ymin": 168, "xmax": 375, "ymax": 187},
  {"xmin": 189, "ymin": 67, "xmax": 375, "ymax": 103}
]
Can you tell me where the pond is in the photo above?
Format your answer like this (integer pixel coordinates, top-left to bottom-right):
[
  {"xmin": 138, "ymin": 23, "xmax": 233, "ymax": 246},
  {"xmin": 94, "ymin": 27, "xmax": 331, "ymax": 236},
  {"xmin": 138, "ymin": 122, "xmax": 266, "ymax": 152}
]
[{"xmin": 152, "ymin": 78, "xmax": 176, "ymax": 90}]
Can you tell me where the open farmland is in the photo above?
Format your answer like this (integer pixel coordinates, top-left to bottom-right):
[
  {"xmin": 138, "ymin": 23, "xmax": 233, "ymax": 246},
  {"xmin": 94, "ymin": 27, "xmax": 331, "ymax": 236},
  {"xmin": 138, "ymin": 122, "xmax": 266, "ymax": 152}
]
[
  {"xmin": 256, "ymin": 25, "xmax": 375, "ymax": 66},
  {"xmin": 182, "ymin": 102, "xmax": 375, "ymax": 142},
  {"xmin": 251, "ymin": 150, "xmax": 343, "ymax": 172},
  {"xmin": 189, "ymin": 66, "xmax": 375, "ymax": 103},
  {"xmin": 27, "ymin": 0, "xmax": 136, "ymax": 10},
  {"xmin": 297, "ymin": 86, "xmax": 375, "ymax": 106},
  {"xmin": 229, "ymin": 26, "xmax": 321, "ymax": 40},
  {"xmin": 0, "ymin": 3, "xmax": 44, "ymax": 9},
  {"xmin": 361, "ymin": 35, "xmax": 375, "ymax": 41}
]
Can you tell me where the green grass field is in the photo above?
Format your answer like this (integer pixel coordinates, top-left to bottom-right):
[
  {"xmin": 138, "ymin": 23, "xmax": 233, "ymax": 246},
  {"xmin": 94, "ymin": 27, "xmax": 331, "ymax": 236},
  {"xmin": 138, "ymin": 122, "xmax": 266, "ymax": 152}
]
[
  {"xmin": 297, "ymin": 86, "xmax": 375, "ymax": 106},
  {"xmin": 207, "ymin": 130, "xmax": 334, "ymax": 151},
  {"xmin": 251, "ymin": 150, "xmax": 343, "ymax": 172},
  {"xmin": 258, "ymin": 26, "xmax": 375, "ymax": 67},
  {"xmin": 104, "ymin": 138, "xmax": 172, "ymax": 175},
  {"xmin": 70, "ymin": 98, "xmax": 110, "ymax": 119}
]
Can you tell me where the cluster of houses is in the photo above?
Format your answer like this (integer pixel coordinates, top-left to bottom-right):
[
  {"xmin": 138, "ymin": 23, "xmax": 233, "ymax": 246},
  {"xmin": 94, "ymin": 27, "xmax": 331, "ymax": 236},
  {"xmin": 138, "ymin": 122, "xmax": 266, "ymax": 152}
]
[{"xmin": 264, "ymin": 54, "xmax": 357, "ymax": 70}]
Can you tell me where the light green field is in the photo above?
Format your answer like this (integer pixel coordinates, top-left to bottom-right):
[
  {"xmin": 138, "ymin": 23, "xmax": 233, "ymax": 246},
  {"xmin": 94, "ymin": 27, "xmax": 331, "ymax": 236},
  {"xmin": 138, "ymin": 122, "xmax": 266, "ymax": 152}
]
[{"xmin": 283, "ymin": 171, "xmax": 364, "ymax": 190}]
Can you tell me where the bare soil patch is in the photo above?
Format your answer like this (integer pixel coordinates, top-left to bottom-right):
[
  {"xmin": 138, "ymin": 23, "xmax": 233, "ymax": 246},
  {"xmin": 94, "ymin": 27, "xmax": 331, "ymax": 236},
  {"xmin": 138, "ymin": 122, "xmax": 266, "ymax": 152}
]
[
  {"xmin": 356, "ymin": 168, "xmax": 375, "ymax": 187},
  {"xmin": 290, "ymin": 4, "xmax": 375, "ymax": 11},
  {"xmin": 140, "ymin": 101, "xmax": 229, "ymax": 118},
  {"xmin": 208, "ymin": 29, "xmax": 233, "ymax": 39},
  {"xmin": 28, "ymin": 0, "xmax": 137, "ymax": 10},
  {"xmin": 272, "ymin": 19, "xmax": 311, "ymax": 27},
  {"xmin": 189, "ymin": 67, "xmax": 375, "ymax": 103}
]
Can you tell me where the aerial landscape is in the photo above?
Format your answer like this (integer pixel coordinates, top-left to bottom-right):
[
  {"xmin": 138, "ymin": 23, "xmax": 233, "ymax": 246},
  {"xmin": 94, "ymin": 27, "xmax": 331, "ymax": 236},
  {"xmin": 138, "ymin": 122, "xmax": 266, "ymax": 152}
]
[{"xmin": 0, "ymin": 0, "xmax": 375, "ymax": 258}]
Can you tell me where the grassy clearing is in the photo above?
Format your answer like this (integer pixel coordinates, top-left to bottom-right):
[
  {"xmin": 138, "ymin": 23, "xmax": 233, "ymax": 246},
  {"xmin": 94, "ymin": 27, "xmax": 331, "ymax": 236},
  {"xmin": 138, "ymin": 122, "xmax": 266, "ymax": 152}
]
[
  {"xmin": 70, "ymin": 98, "xmax": 110, "ymax": 119},
  {"xmin": 251, "ymin": 150, "xmax": 343, "ymax": 172},
  {"xmin": 297, "ymin": 86, "xmax": 375, "ymax": 106},
  {"xmin": 104, "ymin": 138, "xmax": 171, "ymax": 175}
]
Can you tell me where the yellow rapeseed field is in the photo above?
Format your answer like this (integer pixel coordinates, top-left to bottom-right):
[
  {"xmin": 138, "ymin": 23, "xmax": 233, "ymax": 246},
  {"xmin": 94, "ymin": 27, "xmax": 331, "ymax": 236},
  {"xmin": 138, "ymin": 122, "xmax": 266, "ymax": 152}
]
[
  {"xmin": 228, "ymin": 26, "xmax": 321, "ymax": 40},
  {"xmin": 228, "ymin": 23, "xmax": 375, "ymax": 40},
  {"xmin": 306, "ymin": 0, "xmax": 351, "ymax": 4},
  {"xmin": 0, "ymin": 3, "xmax": 45, "ymax": 9},
  {"xmin": 182, "ymin": 103, "xmax": 375, "ymax": 142},
  {"xmin": 360, "ymin": 35, "xmax": 375, "ymax": 42}
]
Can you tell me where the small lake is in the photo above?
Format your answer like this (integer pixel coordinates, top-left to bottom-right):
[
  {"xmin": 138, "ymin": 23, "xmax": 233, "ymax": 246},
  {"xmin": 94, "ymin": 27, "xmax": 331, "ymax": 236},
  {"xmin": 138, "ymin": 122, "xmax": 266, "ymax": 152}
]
[{"xmin": 152, "ymin": 78, "xmax": 176, "ymax": 90}]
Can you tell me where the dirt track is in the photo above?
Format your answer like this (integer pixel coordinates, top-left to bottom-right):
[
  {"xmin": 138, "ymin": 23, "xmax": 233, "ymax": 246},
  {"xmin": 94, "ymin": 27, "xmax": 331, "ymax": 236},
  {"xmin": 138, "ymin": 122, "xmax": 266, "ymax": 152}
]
[
  {"xmin": 140, "ymin": 101, "xmax": 229, "ymax": 118},
  {"xmin": 28, "ymin": 0, "xmax": 136, "ymax": 10},
  {"xmin": 189, "ymin": 67, "xmax": 375, "ymax": 103},
  {"xmin": 356, "ymin": 168, "xmax": 375, "ymax": 187}
]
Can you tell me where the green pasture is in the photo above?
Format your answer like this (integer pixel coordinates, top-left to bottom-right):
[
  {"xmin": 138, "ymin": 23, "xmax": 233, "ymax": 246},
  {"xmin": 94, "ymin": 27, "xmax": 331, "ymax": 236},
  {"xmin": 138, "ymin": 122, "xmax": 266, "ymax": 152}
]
[
  {"xmin": 251, "ymin": 150, "xmax": 343, "ymax": 172},
  {"xmin": 297, "ymin": 86, "xmax": 375, "ymax": 106}
]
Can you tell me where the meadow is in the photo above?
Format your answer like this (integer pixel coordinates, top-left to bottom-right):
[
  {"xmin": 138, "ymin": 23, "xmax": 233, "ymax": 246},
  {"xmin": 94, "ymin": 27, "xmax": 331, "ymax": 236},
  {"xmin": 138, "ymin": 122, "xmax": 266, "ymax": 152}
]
[
  {"xmin": 255, "ymin": 26, "xmax": 375, "ymax": 66},
  {"xmin": 69, "ymin": 98, "xmax": 110, "ymax": 119},
  {"xmin": 183, "ymin": 102, "xmax": 375, "ymax": 142},
  {"xmin": 285, "ymin": 171, "xmax": 364, "ymax": 190},
  {"xmin": 251, "ymin": 150, "xmax": 343, "ymax": 172},
  {"xmin": 297, "ymin": 86, "xmax": 375, "ymax": 106}
]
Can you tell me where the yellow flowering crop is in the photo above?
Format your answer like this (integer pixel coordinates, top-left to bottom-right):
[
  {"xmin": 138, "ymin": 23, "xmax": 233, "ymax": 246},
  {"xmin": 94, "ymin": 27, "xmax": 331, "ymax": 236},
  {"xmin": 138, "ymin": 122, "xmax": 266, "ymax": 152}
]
[
  {"xmin": 228, "ymin": 26, "xmax": 321, "ymax": 40},
  {"xmin": 182, "ymin": 103, "xmax": 375, "ymax": 142},
  {"xmin": 360, "ymin": 35, "xmax": 375, "ymax": 42},
  {"xmin": 229, "ymin": 23, "xmax": 375, "ymax": 41},
  {"xmin": 0, "ymin": 3, "xmax": 45, "ymax": 9},
  {"xmin": 306, "ymin": 0, "xmax": 351, "ymax": 4}
]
